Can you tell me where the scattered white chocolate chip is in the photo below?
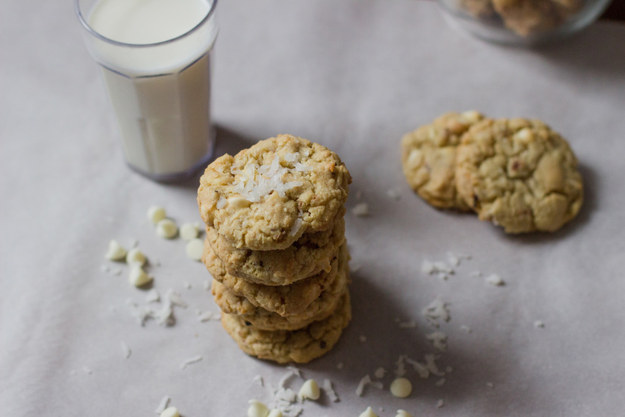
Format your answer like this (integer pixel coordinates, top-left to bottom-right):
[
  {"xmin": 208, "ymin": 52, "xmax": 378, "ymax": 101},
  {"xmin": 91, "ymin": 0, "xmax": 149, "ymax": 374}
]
[
  {"xmin": 298, "ymin": 379, "xmax": 320, "ymax": 401},
  {"xmin": 180, "ymin": 223, "xmax": 199, "ymax": 240},
  {"xmin": 105, "ymin": 240, "xmax": 127, "ymax": 261},
  {"xmin": 485, "ymin": 273, "xmax": 505, "ymax": 286},
  {"xmin": 160, "ymin": 406, "xmax": 179, "ymax": 417},
  {"xmin": 359, "ymin": 406, "xmax": 378, "ymax": 417},
  {"xmin": 129, "ymin": 265, "xmax": 152, "ymax": 287},
  {"xmin": 247, "ymin": 400, "xmax": 269, "ymax": 417},
  {"xmin": 185, "ymin": 238, "xmax": 204, "ymax": 261},
  {"xmin": 267, "ymin": 410, "xmax": 283, "ymax": 417},
  {"xmin": 395, "ymin": 410, "xmax": 413, "ymax": 417},
  {"xmin": 156, "ymin": 219, "xmax": 178, "ymax": 239},
  {"xmin": 390, "ymin": 377, "xmax": 412, "ymax": 398},
  {"xmin": 148, "ymin": 206, "xmax": 167, "ymax": 224},
  {"xmin": 352, "ymin": 203, "xmax": 370, "ymax": 217},
  {"xmin": 126, "ymin": 248, "xmax": 146, "ymax": 266}
]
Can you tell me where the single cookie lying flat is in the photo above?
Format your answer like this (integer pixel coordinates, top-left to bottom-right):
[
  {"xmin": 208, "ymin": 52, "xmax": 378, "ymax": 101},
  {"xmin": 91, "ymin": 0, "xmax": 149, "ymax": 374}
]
[
  {"xmin": 211, "ymin": 246, "xmax": 349, "ymax": 330},
  {"xmin": 401, "ymin": 111, "xmax": 485, "ymax": 210},
  {"xmin": 221, "ymin": 292, "xmax": 351, "ymax": 364},
  {"xmin": 204, "ymin": 213, "xmax": 345, "ymax": 286},
  {"xmin": 203, "ymin": 242, "xmax": 345, "ymax": 316},
  {"xmin": 455, "ymin": 118, "xmax": 583, "ymax": 233},
  {"xmin": 198, "ymin": 134, "xmax": 351, "ymax": 251}
]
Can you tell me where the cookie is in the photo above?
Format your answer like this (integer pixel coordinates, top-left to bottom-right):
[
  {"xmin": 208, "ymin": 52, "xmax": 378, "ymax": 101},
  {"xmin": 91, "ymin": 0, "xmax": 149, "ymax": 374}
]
[
  {"xmin": 492, "ymin": 0, "xmax": 560, "ymax": 36},
  {"xmin": 204, "ymin": 213, "xmax": 345, "ymax": 286},
  {"xmin": 455, "ymin": 118, "xmax": 583, "ymax": 233},
  {"xmin": 203, "ymin": 242, "xmax": 346, "ymax": 316},
  {"xmin": 401, "ymin": 111, "xmax": 485, "ymax": 210},
  {"xmin": 197, "ymin": 134, "xmax": 351, "ymax": 251},
  {"xmin": 221, "ymin": 292, "xmax": 351, "ymax": 364},
  {"xmin": 211, "ymin": 247, "xmax": 349, "ymax": 330},
  {"xmin": 460, "ymin": 0, "xmax": 496, "ymax": 18}
]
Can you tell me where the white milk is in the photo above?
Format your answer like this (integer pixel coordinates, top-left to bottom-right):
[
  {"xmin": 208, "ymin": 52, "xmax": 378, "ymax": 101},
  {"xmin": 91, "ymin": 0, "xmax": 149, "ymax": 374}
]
[{"xmin": 84, "ymin": 0, "xmax": 218, "ymax": 179}]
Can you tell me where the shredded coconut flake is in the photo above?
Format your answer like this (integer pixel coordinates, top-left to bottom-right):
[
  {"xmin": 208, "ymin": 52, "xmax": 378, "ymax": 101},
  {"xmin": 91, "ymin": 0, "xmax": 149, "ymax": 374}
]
[
  {"xmin": 323, "ymin": 379, "xmax": 340, "ymax": 402},
  {"xmin": 356, "ymin": 375, "xmax": 372, "ymax": 397},
  {"xmin": 426, "ymin": 331, "xmax": 448, "ymax": 352},
  {"xmin": 120, "ymin": 341, "xmax": 131, "ymax": 359},
  {"xmin": 405, "ymin": 357, "xmax": 429, "ymax": 379},
  {"xmin": 145, "ymin": 289, "xmax": 160, "ymax": 303},
  {"xmin": 253, "ymin": 375, "xmax": 265, "ymax": 387},
  {"xmin": 155, "ymin": 396, "xmax": 171, "ymax": 414},
  {"xmin": 288, "ymin": 218, "xmax": 303, "ymax": 237},
  {"xmin": 180, "ymin": 355, "xmax": 203, "ymax": 369},
  {"xmin": 394, "ymin": 356, "xmax": 407, "ymax": 377},
  {"xmin": 435, "ymin": 378, "xmax": 446, "ymax": 387},
  {"xmin": 424, "ymin": 354, "xmax": 445, "ymax": 377},
  {"xmin": 197, "ymin": 311, "xmax": 220, "ymax": 322},
  {"xmin": 423, "ymin": 297, "xmax": 451, "ymax": 326}
]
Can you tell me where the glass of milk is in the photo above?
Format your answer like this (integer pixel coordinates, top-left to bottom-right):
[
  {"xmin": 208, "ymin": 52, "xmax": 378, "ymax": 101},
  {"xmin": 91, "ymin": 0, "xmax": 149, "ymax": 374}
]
[{"xmin": 76, "ymin": 0, "xmax": 218, "ymax": 181}]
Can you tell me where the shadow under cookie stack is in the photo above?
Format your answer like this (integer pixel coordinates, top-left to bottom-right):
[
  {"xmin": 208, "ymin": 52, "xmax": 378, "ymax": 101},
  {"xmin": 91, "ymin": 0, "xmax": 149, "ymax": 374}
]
[{"xmin": 197, "ymin": 134, "xmax": 352, "ymax": 364}]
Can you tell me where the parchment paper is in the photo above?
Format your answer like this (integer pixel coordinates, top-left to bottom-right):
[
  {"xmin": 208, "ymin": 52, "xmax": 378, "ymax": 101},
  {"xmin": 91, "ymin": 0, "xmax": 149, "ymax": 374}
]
[{"xmin": 2, "ymin": 0, "xmax": 625, "ymax": 416}]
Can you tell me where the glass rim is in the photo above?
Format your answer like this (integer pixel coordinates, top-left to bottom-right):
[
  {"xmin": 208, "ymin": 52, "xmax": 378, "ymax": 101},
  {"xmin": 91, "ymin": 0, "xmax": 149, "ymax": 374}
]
[{"xmin": 75, "ymin": 0, "xmax": 218, "ymax": 48}]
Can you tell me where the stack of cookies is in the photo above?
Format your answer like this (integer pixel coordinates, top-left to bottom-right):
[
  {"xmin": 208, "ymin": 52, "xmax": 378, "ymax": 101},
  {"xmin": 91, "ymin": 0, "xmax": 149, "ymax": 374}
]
[
  {"xmin": 401, "ymin": 111, "xmax": 583, "ymax": 233},
  {"xmin": 197, "ymin": 134, "xmax": 352, "ymax": 364}
]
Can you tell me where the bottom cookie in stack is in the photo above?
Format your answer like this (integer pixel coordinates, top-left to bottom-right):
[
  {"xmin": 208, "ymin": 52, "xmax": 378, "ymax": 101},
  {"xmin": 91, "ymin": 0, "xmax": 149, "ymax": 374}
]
[
  {"xmin": 221, "ymin": 292, "xmax": 351, "ymax": 364},
  {"xmin": 202, "ymin": 240, "xmax": 351, "ymax": 363}
]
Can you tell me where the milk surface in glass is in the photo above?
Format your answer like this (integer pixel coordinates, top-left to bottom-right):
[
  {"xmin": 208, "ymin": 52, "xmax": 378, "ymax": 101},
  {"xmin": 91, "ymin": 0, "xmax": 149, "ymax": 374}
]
[{"xmin": 82, "ymin": 0, "xmax": 218, "ymax": 180}]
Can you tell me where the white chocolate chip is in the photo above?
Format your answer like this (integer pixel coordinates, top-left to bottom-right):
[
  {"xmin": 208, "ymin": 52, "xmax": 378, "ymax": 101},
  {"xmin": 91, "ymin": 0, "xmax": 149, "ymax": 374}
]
[
  {"xmin": 359, "ymin": 406, "xmax": 378, "ymax": 417},
  {"xmin": 129, "ymin": 265, "xmax": 152, "ymax": 287},
  {"xmin": 126, "ymin": 248, "xmax": 146, "ymax": 266},
  {"xmin": 156, "ymin": 219, "xmax": 178, "ymax": 239},
  {"xmin": 160, "ymin": 407, "xmax": 179, "ymax": 417},
  {"xmin": 105, "ymin": 240, "xmax": 127, "ymax": 261},
  {"xmin": 395, "ymin": 411, "xmax": 413, "ymax": 417},
  {"xmin": 148, "ymin": 206, "xmax": 167, "ymax": 224},
  {"xmin": 228, "ymin": 196, "xmax": 252, "ymax": 209},
  {"xmin": 390, "ymin": 377, "xmax": 412, "ymax": 398},
  {"xmin": 180, "ymin": 223, "xmax": 199, "ymax": 240},
  {"xmin": 298, "ymin": 379, "xmax": 320, "ymax": 401},
  {"xmin": 267, "ymin": 410, "xmax": 283, "ymax": 417},
  {"xmin": 247, "ymin": 400, "xmax": 269, "ymax": 417},
  {"xmin": 185, "ymin": 239, "xmax": 204, "ymax": 261}
]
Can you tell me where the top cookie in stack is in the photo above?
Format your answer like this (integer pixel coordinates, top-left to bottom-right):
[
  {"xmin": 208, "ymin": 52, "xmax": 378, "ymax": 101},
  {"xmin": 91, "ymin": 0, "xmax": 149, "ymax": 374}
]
[{"xmin": 197, "ymin": 134, "xmax": 352, "ymax": 363}]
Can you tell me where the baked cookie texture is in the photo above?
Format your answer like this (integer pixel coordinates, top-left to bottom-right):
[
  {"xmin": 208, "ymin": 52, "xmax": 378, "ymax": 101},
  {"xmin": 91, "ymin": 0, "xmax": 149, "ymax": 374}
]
[
  {"xmin": 204, "ymin": 213, "xmax": 345, "ymax": 286},
  {"xmin": 459, "ymin": 0, "xmax": 584, "ymax": 37},
  {"xmin": 401, "ymin": 111, "xmax": 485, "ymax": 210},
  {"xmin": 211, "ymin": 253, "xmax": 348, "ymax": 331},
  {"xmin": 203, "ymin": 242, "xmax": 346, "ymax": 316},
  {"xmin": 455, "ymin": 118, "xmax": 583, "ymax": 233},
  {"xmin": 221, "ymin": 292, "xmax": 351, "ymax": 364},
  {"xmin": 197, "ymin": 134, "xmax": 351, "ymax": 251}
]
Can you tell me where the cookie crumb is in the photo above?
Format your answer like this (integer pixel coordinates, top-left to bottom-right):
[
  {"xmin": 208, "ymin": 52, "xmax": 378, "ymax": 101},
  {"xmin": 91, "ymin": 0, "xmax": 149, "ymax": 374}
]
[
  {"xmin": 405, "ymin": 357, "xmax": 429, "ymax": 379},
  {"xmin": 534, "ymin": 320, "xmax": 545, "ymax": 328},
  {"xmin": 423, "ymin": 297, "xmax": 451, "ymax": 326},
  {"xmin": 145, "ymin": 289, "xmax": 160, "ymax": 303},
  {"xmin": 435, "ymin": 378, "xmax": 446, "ymax": 387}
]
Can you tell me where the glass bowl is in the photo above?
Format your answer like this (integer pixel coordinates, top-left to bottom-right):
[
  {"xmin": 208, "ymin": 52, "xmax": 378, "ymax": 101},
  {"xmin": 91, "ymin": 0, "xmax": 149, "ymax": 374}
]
[{"xmin": 437, "ymin": 0, "xmax": 613, "ymax": 45}]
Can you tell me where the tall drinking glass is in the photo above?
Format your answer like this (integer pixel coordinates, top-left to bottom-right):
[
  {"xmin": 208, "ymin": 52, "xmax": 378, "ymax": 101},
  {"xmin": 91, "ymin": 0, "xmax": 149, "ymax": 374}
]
[{"xmin": 76, "ymin": 0, "xmax": 218, "ymax": 181}]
